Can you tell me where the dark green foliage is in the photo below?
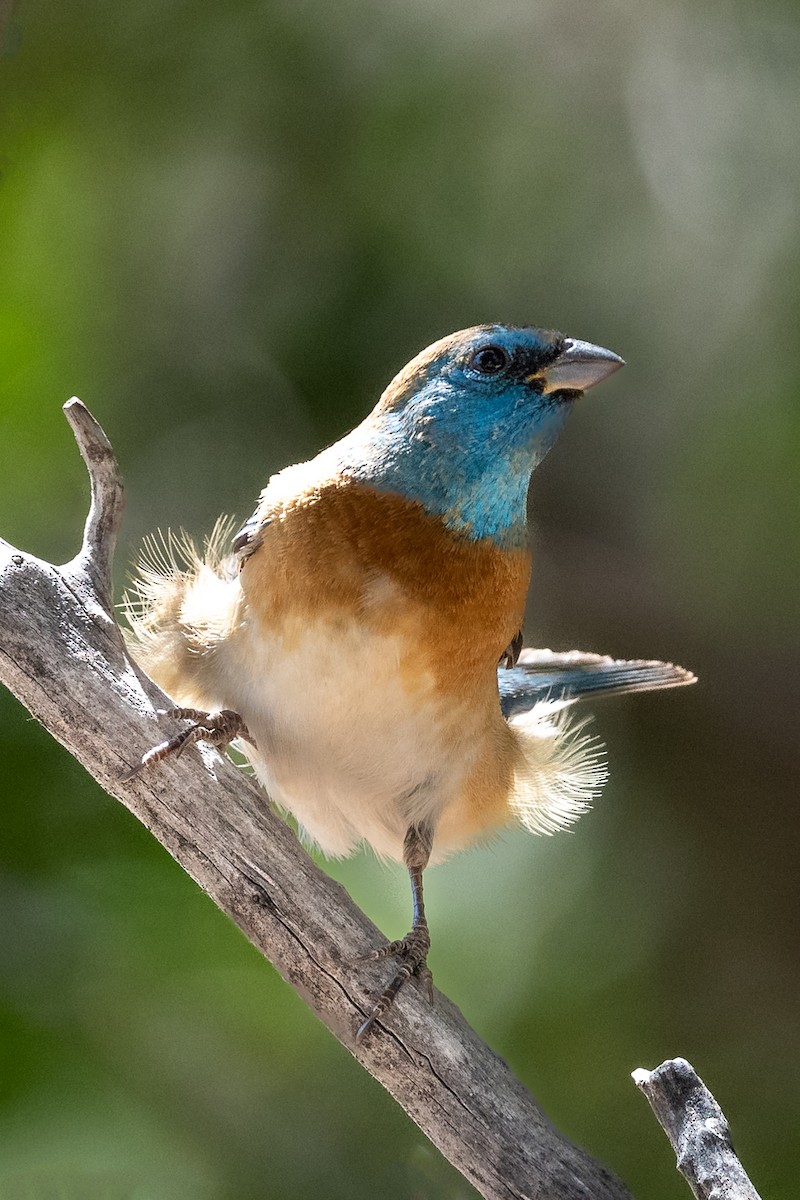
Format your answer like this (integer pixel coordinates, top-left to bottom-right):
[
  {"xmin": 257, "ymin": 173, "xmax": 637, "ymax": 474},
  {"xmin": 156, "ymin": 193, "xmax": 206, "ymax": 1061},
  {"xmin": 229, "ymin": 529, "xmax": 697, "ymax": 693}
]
[{"xmin": 1, "ymin": 2, "xmax": 798, "ymax": 1196}]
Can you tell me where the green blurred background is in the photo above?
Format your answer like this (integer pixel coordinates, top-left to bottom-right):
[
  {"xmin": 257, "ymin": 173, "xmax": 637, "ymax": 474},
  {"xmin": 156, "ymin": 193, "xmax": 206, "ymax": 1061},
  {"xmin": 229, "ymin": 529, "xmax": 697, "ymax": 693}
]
[{"xmin": 1, "ymin": 1, "xmax": 798, "ymax": 1197}]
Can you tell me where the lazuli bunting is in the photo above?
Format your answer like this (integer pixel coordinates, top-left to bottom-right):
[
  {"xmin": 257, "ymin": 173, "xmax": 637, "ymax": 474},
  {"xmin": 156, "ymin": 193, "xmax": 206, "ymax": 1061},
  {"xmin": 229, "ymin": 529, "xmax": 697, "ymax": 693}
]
[{"xmin": 124, "ymin": 325, "xmax": 695, "ymax": 1038}]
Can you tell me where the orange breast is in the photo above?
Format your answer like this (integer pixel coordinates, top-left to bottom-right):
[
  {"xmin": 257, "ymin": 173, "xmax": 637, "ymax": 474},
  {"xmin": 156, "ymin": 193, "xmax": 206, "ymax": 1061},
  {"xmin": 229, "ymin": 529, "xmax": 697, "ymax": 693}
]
[
  {"xmin": 240, "ymin": 479, "xmax": 531, "ymax": 851},
  {"xmin": 241, "ymin": 478, "xmax": 531, "ymax": 699}
]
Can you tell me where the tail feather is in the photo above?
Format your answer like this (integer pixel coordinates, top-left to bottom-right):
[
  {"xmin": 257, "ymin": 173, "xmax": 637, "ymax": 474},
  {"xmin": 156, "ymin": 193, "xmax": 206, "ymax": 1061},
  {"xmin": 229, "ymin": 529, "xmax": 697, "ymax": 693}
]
[
  {"xmin": 503, "ymin": 649, "xmax": 694, "ymax": 834},
  {"xmin": 499, "ymin": 648, "xmax": 696, "ymax": 721}
]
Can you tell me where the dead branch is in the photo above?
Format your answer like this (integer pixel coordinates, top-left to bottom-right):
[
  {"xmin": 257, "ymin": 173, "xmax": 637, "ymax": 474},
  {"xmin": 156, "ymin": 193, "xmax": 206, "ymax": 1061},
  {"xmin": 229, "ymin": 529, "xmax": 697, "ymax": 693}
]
[
  {"xmin": 0, "ymin": 398, "xmax": 635, "ymax": 1200},
  {"xmin": 633, "ymin": 1058, "xmax": 762, "ymax": 1200}
]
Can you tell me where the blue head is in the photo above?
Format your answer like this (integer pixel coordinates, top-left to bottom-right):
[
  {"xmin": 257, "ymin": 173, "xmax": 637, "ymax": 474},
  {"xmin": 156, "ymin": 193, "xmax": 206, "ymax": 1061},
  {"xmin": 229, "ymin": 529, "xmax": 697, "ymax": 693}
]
[{"xmin": 338, "ymin": 325, "xmax": 623, "ymax": 548}]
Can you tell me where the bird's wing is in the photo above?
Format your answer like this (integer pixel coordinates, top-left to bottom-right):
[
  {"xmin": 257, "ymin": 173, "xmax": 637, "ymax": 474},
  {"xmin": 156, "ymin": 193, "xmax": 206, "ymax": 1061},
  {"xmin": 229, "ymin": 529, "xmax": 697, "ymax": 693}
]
[
  {"xmin": 232, "ymin": 455, "xmax": 318, "ymax": 566},
  {"xmin": 498, "ymin": 648, "xmax": 696, "ymax": 719},
  {"xmin": 232, "ymin": 502, "xmax": 275, "ymax": 567}
]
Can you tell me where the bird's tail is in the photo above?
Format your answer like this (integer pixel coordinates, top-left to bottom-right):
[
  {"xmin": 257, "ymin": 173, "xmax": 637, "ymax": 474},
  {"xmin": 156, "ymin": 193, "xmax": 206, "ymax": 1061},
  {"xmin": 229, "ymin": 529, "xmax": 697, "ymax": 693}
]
[
  {"xmin": 499, "ymin": 649, "xmax": 696, "ymax": 720},
  {"xmin": 122, "ymin": 516, "xmax": 240, "ymax": 707},
  {"xmin": 502, "ymin": 649, "xmax": 696, "ymax": 835}
]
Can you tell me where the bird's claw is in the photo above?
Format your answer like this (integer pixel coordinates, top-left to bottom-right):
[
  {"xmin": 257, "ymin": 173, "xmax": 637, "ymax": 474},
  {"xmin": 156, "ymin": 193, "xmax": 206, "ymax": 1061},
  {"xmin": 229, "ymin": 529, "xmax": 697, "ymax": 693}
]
[
  {"xmin": 121, "ymin": 707, "xmax": 255, "ymax": 780},
  {"xmin": 355, "ymin": 926, "xmax": 432, "ymax": 1043}
]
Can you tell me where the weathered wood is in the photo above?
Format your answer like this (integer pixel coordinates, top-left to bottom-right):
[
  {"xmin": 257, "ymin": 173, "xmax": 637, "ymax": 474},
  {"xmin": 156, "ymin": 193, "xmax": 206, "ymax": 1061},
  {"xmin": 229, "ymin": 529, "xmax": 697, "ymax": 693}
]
[
  {"xmin": 633, "ymin": 1059, "xmax": 762, "ymax": 1200},
  {"xmin": 0, "ymin": 399, "xmax": 636, "ymax": 1200}
]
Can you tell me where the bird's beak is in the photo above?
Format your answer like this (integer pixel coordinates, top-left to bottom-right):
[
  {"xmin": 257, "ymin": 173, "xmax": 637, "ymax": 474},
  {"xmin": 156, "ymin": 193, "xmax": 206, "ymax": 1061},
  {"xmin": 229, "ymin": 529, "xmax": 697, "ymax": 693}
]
[{"xmin": 539, "ymin": 339, "xmax": 625, "ymax": 394}]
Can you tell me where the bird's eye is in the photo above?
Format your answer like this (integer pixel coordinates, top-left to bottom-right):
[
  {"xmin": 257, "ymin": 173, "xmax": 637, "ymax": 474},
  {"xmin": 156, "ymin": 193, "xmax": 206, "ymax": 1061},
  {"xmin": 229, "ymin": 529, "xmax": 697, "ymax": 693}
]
[{"xmin": 470, "ymin": 345, "xmax": 509, "ymax": 375}]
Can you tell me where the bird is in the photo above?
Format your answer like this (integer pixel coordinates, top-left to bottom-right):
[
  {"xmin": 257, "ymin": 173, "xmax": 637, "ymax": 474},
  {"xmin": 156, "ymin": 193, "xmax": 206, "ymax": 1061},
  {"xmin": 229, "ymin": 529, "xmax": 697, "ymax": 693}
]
[{"xmin": 123, "ymin": 324, "xmax": 695, "ymax": 1040}]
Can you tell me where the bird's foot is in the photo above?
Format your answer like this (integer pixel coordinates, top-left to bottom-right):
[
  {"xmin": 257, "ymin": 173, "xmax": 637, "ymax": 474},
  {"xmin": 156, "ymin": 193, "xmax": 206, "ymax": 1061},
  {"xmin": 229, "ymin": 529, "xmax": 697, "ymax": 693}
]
[
  {"xmin": 121, "ymin": 707, "xmax": 255, "ymax": 780},
  {"xmin": 355, "ymin": 924, "xmax": 433, "ymax": 1043}
]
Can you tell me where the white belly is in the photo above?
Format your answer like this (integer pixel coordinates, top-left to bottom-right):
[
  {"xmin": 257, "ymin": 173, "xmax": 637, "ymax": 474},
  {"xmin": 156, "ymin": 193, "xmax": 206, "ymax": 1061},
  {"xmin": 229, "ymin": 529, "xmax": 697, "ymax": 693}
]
[{"xmin": 219, "ymin": 614, "xmax": 480, "ymax": 861}]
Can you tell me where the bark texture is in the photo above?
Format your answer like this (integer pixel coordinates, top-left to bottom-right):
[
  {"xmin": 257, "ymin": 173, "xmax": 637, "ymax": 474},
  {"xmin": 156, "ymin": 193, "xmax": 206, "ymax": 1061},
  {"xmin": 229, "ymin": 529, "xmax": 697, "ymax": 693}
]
[{"xmin": 633, "ymin": 1059, "xmax": 762, "ymax": 1200}]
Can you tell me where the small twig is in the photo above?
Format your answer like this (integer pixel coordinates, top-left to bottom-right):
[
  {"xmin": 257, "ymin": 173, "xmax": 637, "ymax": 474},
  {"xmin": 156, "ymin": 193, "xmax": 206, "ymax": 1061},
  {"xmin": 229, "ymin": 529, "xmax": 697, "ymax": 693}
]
[
  {"xmin": 62, "ymin": 396, "xmax": 125, "ymax": 608},
  {"xmin": 633, "ymin": 1059, "xmax": 762, "ymax": 1200},
  {"xmin": 0, "ymin": 399, "xmax": 636, "ymax": 1200}
]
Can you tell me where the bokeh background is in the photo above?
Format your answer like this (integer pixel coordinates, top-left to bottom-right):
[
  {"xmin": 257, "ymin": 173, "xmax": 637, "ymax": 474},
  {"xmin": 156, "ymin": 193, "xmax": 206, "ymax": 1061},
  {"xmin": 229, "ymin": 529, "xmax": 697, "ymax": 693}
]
[{"xmin": 1, "ymin": 1, "xmax": 798, "ymax": 1197}]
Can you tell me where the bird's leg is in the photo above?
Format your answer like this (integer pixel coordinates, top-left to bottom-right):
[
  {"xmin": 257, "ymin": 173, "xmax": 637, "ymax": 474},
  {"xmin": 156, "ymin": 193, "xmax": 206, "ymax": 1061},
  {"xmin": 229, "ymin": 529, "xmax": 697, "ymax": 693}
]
[
  {"xmin": 121, "ymin": 707, "xmax": 256, "ymax": 780},
  {"xmin": 356, "ymin": 820, "xmax": 434, "ymax": 1042}
]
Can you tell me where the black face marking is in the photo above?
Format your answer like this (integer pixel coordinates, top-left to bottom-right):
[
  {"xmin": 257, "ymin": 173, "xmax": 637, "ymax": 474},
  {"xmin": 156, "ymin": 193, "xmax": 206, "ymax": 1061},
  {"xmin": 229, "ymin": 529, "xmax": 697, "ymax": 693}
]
[
  {"xmin": 464, "ymin": 328, "xmax": 566, "ymax": 389},
  {"xmin": 470, "ymin": 345, "xmax": 510, "ymax": 375},
  {"xmin": 509, "ymin": 333, "xmax": 566, "ymax": 384}
]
